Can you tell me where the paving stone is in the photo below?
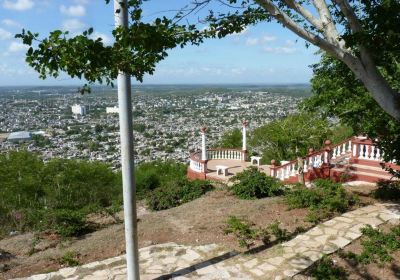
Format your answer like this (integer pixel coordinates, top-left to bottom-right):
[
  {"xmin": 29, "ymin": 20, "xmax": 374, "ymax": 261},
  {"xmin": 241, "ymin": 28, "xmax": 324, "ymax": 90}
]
[
  {"xmin": 267, "ymin": 256, "xmax": 285, "ymax": 266},
  {"xmin": 314, "ymin": 234, "xmax": 330, "ymax": 244},
  {"xmin": 307, "ymin": 227, "xmax": 324, "ymax": 236},
  {"xmin": 324, "ymin": 227, "xmax": 338, "ymax": 235},
  {"xmin": 243, "ymin": 259, "xmax": 259, "ymax": 269},
  {"xmin": 258, "ymin": 263, "xmax": 276, "ymax": 271},
  {"xmin": 250, "ymin": 268, "xmax": 264, "ymax": 276},
  {"xmin": 334, "ymin": 216, "xmax": 353, "ymax": 223},
  {"xmin": 283, "ymin": 268, "xmax": 300, "ymax": 277},
  {"xmin": 329, "ymin": 237, "xmax": 351, "ymax": 248}
]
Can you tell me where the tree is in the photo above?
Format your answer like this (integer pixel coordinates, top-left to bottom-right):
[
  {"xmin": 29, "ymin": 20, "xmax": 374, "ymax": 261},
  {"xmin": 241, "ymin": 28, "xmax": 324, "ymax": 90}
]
[
  {"xmin": 302, "ymin": 54, "xmax": 400, "ymax": 177},
  {"xmin": 218, "ymin": 128, "xmax": 242, "ymax": 149},
  {"xmin": 192, "ymin": 0, "xmax": 400, "ymax": 120},
  {"xmin": 248, "ymin": 113, "xmax": 352, "ymax": 163}
]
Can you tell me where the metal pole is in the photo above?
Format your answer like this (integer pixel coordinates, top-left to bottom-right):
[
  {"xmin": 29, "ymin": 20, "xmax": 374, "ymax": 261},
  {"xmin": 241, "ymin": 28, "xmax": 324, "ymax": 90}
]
[{"xmin": 114, "ymin": 1, "xmax": 140, "ymax": 279}]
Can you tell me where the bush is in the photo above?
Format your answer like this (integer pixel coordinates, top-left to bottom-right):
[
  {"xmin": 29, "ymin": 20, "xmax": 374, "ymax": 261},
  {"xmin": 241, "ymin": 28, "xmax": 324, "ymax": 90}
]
[
  {"xmin": 0, "ymin": 151, "xmax": 122, "ymax": 238},
  {"xmin": 224, "ymin": 216, "xmax": 269, "ymax": 249},
  {"xmin": 343, "ymin": 225, "xmax": 400, "ymax": 265},
  {"xmin": 224, "ymin": 216, "xmax": 294, "ymax": 249},
  {"xmin": 229, "ymin": 167, "xmax": 283, "ymax": 199},
  {"xmin": 146, "ymin": 179, "xmax": 213, "ymax": 211},
  {"xmin": 285, "ymin": 179, "xmax": 358, "ymax": 223},
  {"xmin": 33, "ymin": 209, "xmax": 90, "ymax": 238},
  {"xmin": 135, "ymin": 160, "xmax": 187, "ymax": 198},
  {"xmin": 373, "ymin": 180, "xmax": 400, "ymax": 201},
  {"xmin": 59, "ymin": 251, "xmax": 81, "ymax": 267},
  {"xmin": 310, "ymin": 256, "xmax": 347, "ymax": 280}
]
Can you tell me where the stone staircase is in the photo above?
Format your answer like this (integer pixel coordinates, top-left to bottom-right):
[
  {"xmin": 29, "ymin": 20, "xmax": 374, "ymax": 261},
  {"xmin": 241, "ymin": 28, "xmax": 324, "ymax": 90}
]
[
  {"xmin": 270, "ymin": 137, "xmax": 400, "ymax": 184},
  {"xmin": 331, "ymin": 152, "xmax": 395, "ymax": 183}
]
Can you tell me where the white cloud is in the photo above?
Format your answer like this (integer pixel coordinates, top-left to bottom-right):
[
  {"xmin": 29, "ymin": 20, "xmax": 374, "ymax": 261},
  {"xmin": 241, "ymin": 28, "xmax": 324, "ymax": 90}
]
[
  {"xmin": 0, "ymin": 28, "xmax": 12, "ymax": 40},
  {"xmin": 285, "ymin": 39, "xmax": 296, "ymax": 46},
  {"xmin": 245, "ymin": 38, "xmax": 259, "ymax": 46},
  {"xmin": 3, "ymin": 0, "xmax": 34, "ymax": 11},
  {"xmin": 62, "ymin": 19, "xmax": 86, "ymax": 31},
  {"xmin": 263, "ymin": 46, "xmax": 297, "ymax": 54},
  {"xmin": 90, "ymin": 32, "xmax": 112, "ymax": 45},
  {"xmin": 227, "ymin": 27, "xmax": 249, "ymax": 37},
  {"xmin": 73, "ymin": 0, "xmax": 89, "ymax": 4},
  {"xmin": 2, "ymin": 19, "xmax": 22, "ymax": 28},
  {"xmin": 60, "ymin": 4, "xmax": 86, "ymax": 17},
  {"xmin": 8, "ymin": 41, "xmax": 29, "ymax": 52},
  {"xmin": 262, "ymin": 35, "xmax": 277, "ymax": 42}
]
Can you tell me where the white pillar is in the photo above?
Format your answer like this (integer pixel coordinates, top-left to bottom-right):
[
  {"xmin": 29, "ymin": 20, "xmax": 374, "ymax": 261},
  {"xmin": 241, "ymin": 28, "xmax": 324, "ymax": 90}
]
[
  {"xmin": 201, "ymin": 126, "xmax": 207, "ymax": 160},
  {"xmin": 242, "ymin": 120, "xmax": 248, "ymax": 151}
]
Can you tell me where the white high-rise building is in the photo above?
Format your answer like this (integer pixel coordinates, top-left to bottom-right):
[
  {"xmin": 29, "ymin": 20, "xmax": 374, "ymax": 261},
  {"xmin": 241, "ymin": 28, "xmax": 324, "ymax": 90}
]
[
  {"xmin": 106, "ymin": 106, "xmax": 119, "ymax": 114},
  {"xmin": 71, "ymin": 104, "xmax": 87, "ymax": 115}
]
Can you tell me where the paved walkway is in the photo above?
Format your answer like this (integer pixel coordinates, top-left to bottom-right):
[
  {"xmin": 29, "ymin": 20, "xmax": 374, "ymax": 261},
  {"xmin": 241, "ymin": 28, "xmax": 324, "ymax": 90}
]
[{"xmin": 13, "ymin": 203, "xmax": 400, "ymax": 280}]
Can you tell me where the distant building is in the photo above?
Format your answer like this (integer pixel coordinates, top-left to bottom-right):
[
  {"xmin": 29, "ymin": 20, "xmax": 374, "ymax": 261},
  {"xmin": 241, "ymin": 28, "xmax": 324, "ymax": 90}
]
[
  {"xmin": 8, "ymin": 131, "xmax": 32, "ymax": 142},
  {"xmin": 106, "ymin": 106, "xmax": 119, "ymax": 114},
  {"xmin": 71, "ymin": 104, "xmax": 87, "ymax": 116}
]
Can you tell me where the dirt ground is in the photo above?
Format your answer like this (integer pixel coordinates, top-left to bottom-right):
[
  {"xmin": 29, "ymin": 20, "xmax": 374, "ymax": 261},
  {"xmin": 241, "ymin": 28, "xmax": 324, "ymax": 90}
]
[{"xmin": 0, "ymin": 185, "xmax": 377, "ymax": 279}]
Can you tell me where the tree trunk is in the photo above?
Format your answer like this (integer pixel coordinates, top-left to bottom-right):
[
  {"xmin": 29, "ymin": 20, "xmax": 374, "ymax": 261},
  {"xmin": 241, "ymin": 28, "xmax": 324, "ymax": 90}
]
[{"xmin": 343, "ymin": 56, "xmax": 400, "ymax": 121}]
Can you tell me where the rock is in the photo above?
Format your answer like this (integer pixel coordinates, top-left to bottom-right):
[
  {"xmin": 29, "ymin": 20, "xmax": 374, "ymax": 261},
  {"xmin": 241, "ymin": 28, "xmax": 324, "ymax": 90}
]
[{"xmin": 0, "ymin": 263, "xmax": 10, "ymax": 272}]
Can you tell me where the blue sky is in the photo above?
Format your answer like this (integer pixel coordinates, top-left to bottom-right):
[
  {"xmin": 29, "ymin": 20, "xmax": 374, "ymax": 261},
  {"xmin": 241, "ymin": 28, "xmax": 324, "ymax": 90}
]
[{"xmin": 0, "ymin": 0, "xmax": 320, "ymax": 86}]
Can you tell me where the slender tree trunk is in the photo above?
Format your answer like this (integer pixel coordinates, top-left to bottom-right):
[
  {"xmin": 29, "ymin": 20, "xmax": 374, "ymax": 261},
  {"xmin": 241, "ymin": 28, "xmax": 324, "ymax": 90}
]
[{"xmin": 343, "ymin": 56, "xmax": 400, "ymax": 121}]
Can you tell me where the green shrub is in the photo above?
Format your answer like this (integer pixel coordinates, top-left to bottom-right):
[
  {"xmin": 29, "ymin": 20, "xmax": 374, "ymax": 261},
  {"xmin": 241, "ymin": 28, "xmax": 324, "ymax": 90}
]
[
  {"xmin": 224, "ymin": 216, "xmax": 294, "ymax": 249},
  {"xmin": 229, "ymin": 167, "xmax": 283, "ymax": 199},
  {"xmin": 224, "ymin": 216, "xmax": 269, "ymax": 249},
  {"xmin": 146, "ymin": 179, "xmax": 213, "ymax": 211},
  {"xmin": 135, "ymin": 160, "xmax": 187, "ymax": 198},
  {"xmin": 356, "ymin": 225, "xmax": 400, "ymax": 264},
  {"xmin": 310, "ymin": 256, "xmax": 347, "ymax": 280},
  {"xmin": 285, "ymin": 179, "xmax": 357, "ymax": 223},
  {"xmin": 268, "ymin": 220, "xmax": 289, "ymax": 242},
  {"xmin": 40, "ymin": 209, "xmax": 90, "ymax": 238},
  {"xmin": 373, "ymin": 181, "xmax": 400, "ymax": 201},
  {"xmin": 59, "ymin": 251, "xmax": 80, "ymax": 267}
]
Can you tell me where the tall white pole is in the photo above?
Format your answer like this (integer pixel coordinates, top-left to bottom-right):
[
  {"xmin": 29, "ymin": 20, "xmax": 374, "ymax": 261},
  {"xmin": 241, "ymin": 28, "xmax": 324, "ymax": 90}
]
[
  {"xmin": 114, "ymin": 1, "xmax": 140, "ymax": 280},
  {"xmin": 242, "ymin": 120, "xmax": 248, "ymax": 151},
  {"xmin": 201, "ymin": 126, "xmax": 207, "ymax": 161}
]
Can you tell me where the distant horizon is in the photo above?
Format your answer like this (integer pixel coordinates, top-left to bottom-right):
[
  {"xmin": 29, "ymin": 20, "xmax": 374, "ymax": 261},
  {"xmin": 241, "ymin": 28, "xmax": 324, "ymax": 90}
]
[{"xmin": 0, "ymin": 82, "xmax": 311, "ymax": 88}]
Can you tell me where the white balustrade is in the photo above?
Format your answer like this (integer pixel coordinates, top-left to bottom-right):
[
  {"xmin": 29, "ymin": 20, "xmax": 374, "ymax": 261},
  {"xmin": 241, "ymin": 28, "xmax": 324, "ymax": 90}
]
[{"xmin": 190, "ymin": 159, "xmax": 204, "ymax": 173}]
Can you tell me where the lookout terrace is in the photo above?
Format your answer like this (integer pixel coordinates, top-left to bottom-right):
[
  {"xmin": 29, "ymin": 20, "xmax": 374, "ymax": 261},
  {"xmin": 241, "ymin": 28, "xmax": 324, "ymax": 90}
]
[{"xmin": 187, "ymin": 122, "xmax": 400, "ymax": 184}]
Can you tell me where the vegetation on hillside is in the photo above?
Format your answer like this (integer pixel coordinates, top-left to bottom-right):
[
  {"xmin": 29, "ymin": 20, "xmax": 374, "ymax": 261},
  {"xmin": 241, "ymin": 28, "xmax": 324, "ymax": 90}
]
[
  {"xmin": 285, "ymin": 180, "xmax": 359, "ymax": 223},
  {"xmin": 219, "ymin": 113, "xmax": 353, "ymax": 164},
  {"xmin": 0, "ymin": 152, "xmax": 211, "ymax": 238},
  {"xmin": 229, "ymin": 167, "xmax": 283, "ymax": 199}
]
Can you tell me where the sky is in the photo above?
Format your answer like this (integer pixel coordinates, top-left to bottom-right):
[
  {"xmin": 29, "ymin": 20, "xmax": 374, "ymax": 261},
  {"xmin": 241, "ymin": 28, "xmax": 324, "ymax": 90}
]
[{"xmin": 0, "ymin": 0, "xmax": 321, "ymax": 86}]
